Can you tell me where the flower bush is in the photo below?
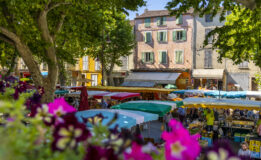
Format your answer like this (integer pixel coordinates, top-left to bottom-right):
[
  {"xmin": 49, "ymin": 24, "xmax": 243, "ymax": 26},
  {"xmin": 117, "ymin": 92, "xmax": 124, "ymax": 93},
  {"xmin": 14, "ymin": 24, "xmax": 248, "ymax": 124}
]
[{"xmin": 0, "ymin": 76, "xmax": 242, "ymax": 160}]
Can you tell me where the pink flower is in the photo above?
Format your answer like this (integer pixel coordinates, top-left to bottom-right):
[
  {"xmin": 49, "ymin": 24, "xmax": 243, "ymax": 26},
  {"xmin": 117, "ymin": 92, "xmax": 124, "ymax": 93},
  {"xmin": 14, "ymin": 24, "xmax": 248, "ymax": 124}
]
[
  {"xmin": 124, "ymin": 142, "xmax": 153, "ymax": 160},
  {"xmin": 162, "ymin": 119, "xmax": 201, "ymax": 160},
  {"xmin": 48, "ymin": 98, "xmax": 76, "ymax": 116}
]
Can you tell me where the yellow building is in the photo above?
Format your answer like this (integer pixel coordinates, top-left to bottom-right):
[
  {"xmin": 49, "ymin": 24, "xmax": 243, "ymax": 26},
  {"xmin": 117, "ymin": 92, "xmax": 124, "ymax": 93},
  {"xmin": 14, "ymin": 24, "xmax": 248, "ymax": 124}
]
[{"xmin": 70, "ymin": 56, "xmax": 102, "ymax": 87}]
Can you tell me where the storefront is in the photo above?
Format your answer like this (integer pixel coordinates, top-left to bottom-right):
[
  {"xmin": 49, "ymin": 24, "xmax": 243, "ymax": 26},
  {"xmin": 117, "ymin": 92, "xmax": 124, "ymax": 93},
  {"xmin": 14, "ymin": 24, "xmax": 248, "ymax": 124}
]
[{"xmin": 192, "ymin": 69, "xmax": 224, "ymax": 90}]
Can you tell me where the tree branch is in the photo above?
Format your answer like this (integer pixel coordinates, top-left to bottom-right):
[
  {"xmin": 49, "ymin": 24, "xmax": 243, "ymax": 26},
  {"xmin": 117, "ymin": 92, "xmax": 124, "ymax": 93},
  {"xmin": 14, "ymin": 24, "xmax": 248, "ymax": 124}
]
[
  {"xmin": 53, "ymin": 14, "xmax": 66, "ymax": 40},
  {"xmin": 0, "ymin": 27, "xmax": 20, "ymax": 44},
  {"xmin": 0, "ymin": 34, "xmax": 15, "ymax": 46},
  {"xmin": 46, "ymin": 2, "xmax": 71, "ymax": 12}
]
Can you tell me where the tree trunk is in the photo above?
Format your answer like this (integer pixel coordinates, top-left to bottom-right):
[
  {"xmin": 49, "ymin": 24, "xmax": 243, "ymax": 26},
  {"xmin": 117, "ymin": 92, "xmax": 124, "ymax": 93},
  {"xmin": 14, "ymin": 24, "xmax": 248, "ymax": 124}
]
[
  {"xmin": 58, "ymin": 61, "xmax": 67, "ymax": 86},
  {"xmin": 106, "ymin": 71, "xmax": 114, "ymax": 86}
]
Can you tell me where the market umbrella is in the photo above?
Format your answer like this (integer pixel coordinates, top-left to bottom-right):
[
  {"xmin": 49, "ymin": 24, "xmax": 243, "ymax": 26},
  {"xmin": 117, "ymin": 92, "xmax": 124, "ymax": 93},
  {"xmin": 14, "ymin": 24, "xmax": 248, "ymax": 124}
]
[
  {"xmin": 20, "ymin": 78, "xmax": 30, "ymax": 82},
  {"xmin": 78, "ymin": 86, "xmax": 90, "ymax": 111},
  {"xmin": 165, "ymin": 84, "xmax": 177, "ymax": 89}
]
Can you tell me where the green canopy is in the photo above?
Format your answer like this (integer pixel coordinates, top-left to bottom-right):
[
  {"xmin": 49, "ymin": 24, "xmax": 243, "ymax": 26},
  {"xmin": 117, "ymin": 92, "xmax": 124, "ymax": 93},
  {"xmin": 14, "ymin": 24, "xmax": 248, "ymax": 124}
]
[
  {"xmin": 55, "ymin": 90, "xmax": 69, "ymax": 95},
  {"xmin": 111, "ymin": 103, "xmax": 172, "ymax": 117},
  {"xmin": 165, "ymin": 84, "xmax": 177, "ymax": 89}
]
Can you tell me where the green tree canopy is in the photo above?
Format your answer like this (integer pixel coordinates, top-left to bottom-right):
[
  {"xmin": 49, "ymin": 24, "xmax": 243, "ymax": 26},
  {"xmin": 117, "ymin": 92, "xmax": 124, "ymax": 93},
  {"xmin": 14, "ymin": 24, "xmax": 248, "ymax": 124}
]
[{"xmin": 0, "ymin": 0, "xmax": 145, "ymax": 102}]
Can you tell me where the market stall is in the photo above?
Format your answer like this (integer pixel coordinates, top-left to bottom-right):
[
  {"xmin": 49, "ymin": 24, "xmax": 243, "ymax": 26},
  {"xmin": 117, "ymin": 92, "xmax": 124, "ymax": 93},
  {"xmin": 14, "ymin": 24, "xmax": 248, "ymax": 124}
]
[
  {"xmin": 75, "ymin": 109, "xmax": 159, "ymax": 130},
  {"xmin": 111, "ymin": 100, "xmax": 177, "ymax": 117}
]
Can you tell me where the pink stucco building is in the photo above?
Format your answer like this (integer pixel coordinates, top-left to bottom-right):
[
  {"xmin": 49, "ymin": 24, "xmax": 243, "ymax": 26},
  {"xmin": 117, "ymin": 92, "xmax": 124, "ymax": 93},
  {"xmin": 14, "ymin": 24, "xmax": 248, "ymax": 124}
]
[{"xmin": 129, "ymin": 9, "xmax": 194, "ymax": 89}]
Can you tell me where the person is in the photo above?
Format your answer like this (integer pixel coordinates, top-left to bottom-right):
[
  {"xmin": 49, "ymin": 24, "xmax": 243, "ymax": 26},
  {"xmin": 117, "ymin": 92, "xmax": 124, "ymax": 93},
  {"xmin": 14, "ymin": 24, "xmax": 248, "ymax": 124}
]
[
  {"xmin": 205, "ymin": 109, "xmax": 215, "ymax": 132},
  {"xmin": 177, "ymin": 107, "xmax": 186, "ymax": 124},
  {"xmin": 100, "ymin": 99, "xmax": 108, "ymax": 109},
  {"xmin": 163, "ymin": 112, "xmax": 172, "ymax": 132},
  {"xmin": 238, "ymin": 142, "xmax": 251, "ymax": 158}
]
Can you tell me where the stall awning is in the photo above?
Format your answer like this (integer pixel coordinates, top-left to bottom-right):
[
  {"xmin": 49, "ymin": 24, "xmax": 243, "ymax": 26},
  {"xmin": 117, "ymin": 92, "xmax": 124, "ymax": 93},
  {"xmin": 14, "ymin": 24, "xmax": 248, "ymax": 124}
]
[
  {"xmin": 121, "ymin": 81, "xmax": 155, "ymax": 87},
  {"xmin": 125, "ymin": 72, "xmax": 181, "ymax": 84},
  {"xmin": 192, "ymin": 69, "xmax": 224, "ymax": 79}
]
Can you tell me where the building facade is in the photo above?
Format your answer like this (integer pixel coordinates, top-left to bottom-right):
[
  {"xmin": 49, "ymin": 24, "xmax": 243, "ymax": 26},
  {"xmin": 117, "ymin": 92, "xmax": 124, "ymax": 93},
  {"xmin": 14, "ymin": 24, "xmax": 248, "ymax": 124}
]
[
  {"xmin": 193, "ymin": 12, "xmax": 260, "ymax": 91},
  {"xmin": 130, "ymin": 9, "xmax": 194, "ymax": 89},
  {"xmin": 70, "ymin": 56, "xmax": 102, "ymax": 87}
]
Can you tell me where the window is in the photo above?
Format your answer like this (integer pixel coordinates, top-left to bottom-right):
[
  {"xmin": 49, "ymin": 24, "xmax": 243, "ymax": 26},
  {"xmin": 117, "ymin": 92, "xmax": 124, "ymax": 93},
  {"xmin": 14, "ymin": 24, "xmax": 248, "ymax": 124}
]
[
  {"xmin": 42, "ymin": 63, "xmax": 47, "ymax": 71},
  {"xmin": 205, "ymin": 14, "xmax": 213, "ymax": 22},
  {"xmin": 157, "ymin": 31, "xmax": 167, "ymax": 42},
  {"xmin": 95, "ymin": 58, "xmax": 100, "ymax": 70},
  {"xmin": 145, "ymin": 18, "xmax": 151, "ymax": 28},
  {"xmin": 175, "ymin": 50, "xmax": 184, "ymax": 64},
  {"xmin": 176, "ymin": 15, "xmax": 183, "ymax": 24},
  {"xmin": 205, "ymin": 29, "xmax": 213, "ymax": 44},
  {"xmin": 82, "ymin": 56, "xmax": 88, "ymax": 70},
  {"xmin": 173, "ymin": 30, "xmax": 187, "ymax": 41},
  {"xmin": 157, "ymin": 17, "xmax": 166, "ymax": 26},
  {"xmin": 144, "ymin": 31, "xmax": 152, "ymax": 43},
  {"xmin": 91, "ymin": 74, "xmax": 98, "ymax": 86},
  {"xmin": 141, "ymin": 52, "xmax": 154, "ymax": 63},
  {"xmin": 159, "ymin": 51, "xmax": 167, "ymax": 64},
  {"xmin": 204, "ymin": 50, "xmax": 212, "ymax": 68},
  {"xmin": 239, "ymin": 61, "xmax": 249, "ymax": 69},
  {"xmin": 120, "ymin": 56, "xmax": 128, "ymax": 70}
]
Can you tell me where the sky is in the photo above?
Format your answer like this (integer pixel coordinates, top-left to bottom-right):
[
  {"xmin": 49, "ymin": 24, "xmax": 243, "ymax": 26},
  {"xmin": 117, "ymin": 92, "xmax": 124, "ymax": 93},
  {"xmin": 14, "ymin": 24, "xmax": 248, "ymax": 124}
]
[{"xmin": 127, "ymin": 0, "xmax": 170, "ymax": 20}]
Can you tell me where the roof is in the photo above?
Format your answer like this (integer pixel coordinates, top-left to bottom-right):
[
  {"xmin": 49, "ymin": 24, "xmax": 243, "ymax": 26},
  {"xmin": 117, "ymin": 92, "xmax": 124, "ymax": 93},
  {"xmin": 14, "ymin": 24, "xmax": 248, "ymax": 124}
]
[
  {"xmin": 192, "ymin": 69, "xmax": 224, "ymax": 79},
  {"xmin": 121, "ymin": 81, "xmax": 155, "ymax": 87},
  {"xmin": 135, "ymin": 8, "xmax": 194, "ymax": 19},
  {"xmin": 125, "ymin": 72, "xmax": 181, "ymax": 84}
]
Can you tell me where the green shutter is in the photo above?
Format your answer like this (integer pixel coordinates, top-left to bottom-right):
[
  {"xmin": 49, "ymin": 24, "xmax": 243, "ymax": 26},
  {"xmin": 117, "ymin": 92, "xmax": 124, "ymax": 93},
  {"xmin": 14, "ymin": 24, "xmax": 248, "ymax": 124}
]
[
  {"xmin": 148, "ymin": 32, "xmax": 151, "ymax": 42},
  {"xmin": 162, "ymin": 51, "xmax": 167, "ymax": 64},
  {"xmin": 182, "ymin": 30, "xmax": 187, "ymax": 41},
  {"xmin": 144, "ymin": 32, "xmax": 147, "ymax": 42},
  {"xmin": 159, "ymin": 51, "xmax": 162, "ymax": 64},
  {"xmin": 141, "ymin": 52, "xmax": 145, "ymax": 63},
  {"xmin": 176, "ymin": 15, "xmax": 183, "ymax": 24},
  {"xmin": 173, "ymin": 31, "xmax": 176, "ymax": 41},
  {"xmin": 145, "ymin": 18, "xmax": 150, "ymax": 27},
  {"xmin": 163, "ymin": 17, "xmax": 166, "ymax": 25},
  {"xmin": 157, "ymin": 17, "xmax": 160, "ymax": 26},
  {"xmin": 150, "ymin": 52, "xmax": 154, "ymax": 63},
  {"xmin": 157, "ymin": 32, "xmax": 160, "ymax": 41},
  {"xmin": 163, "ymin": 31, "xmax": 167, "ymax": 42}
]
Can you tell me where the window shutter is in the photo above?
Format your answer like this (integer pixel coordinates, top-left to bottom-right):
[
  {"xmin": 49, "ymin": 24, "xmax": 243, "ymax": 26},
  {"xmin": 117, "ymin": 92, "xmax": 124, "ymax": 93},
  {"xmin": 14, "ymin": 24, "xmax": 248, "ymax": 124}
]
[
  {"xmin": 147, "ymin": 32, "xmax": 151, "ymax": 42},
  {"xmin": 144, "ymin": 32, "xmax": 147, "ymax": 42},
  {"xmin": 208, "ymin": 51, "xmax": 212, "ymax": 68},
  {"xmin": 182, "ymin": 30, "xmax": 187, "ymax": 41},
  {"xmin": 159, "ymin": 51, "xmax": 162, "ymax": 64},
  {"xmin": 162, "ymin": 51, "xmax": 167, "ymax": 64},
  {"xmin": 173, "ymin": 31, "xmax": 176, "ymax": 41},
  {"xmin": 150, "ymin": 52, "xmax": 154, "ymax": 63},
  {"xmin": 163, "ymin": 31, "xmax": 167, "ymax": 42},
  {"xmin": 163, "ymin": 17, "xmax": 167, "ymax": 25},
  {"xmin": 157, "ymin": 32, "xmax": 160, "ymax": 41},
  {"xmin": 141, "ymin": 52, "xmax": 145, "ymax": 63},
  {"xmin": 157, "ymin": 17, "xmax": 160, "ymax": 26},
  {"xmin": 145, "ymin": 18, "xmax": 150, "ymax": 27},
  {"xmin": 176, "ymin": 15, "xmax": 183, "ymax": 24}
]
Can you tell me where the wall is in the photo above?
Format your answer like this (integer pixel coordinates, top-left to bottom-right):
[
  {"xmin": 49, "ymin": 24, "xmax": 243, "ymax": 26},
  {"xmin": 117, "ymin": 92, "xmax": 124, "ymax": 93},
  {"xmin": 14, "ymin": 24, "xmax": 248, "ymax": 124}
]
[{"xmin": 135, "ymin": 14, "xmax": 193, "ymax": 70}]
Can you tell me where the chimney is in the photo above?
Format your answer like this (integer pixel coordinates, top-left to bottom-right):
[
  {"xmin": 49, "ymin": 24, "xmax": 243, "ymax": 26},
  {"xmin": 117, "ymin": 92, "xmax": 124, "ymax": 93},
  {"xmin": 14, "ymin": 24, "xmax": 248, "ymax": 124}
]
[
  {"xmin": 136, "ymin": 13, "xmax": 139, "ymax": 17},
  {"xmin": 144, "ymin": 9, "xmax": 148, "ymax": 13}
]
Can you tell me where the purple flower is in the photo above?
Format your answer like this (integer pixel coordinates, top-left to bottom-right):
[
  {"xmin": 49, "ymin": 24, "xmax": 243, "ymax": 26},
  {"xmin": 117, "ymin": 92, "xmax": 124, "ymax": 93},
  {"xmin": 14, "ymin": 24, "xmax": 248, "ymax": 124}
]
[
  {"xmin": 52, "ymin": 113, "xmax": 91, "ymax": 151},
  {"xmin": 84, "ymin": 145, "xmax": 118, "ymax": 160},
  {"xmin": 48, "ymin": 98, "xmax": 76, "ymax": 117},
  {"xmin": 124, "ymin": 142, "xmax": 153, "ymax": 160},
  {"xmin": 26, "ymin": 93, "xmax": 42, "ymax": 117},
  {"xmin": 162, "ymin": 119, "xmax": 201, "ymax": 160},
  {"xmin": 205, "ymin": 140, "xmax": 240, "ymax": 160},
  {"xmin": 36, "ymin": 105, "xmax": 55, "ymax": 126}
]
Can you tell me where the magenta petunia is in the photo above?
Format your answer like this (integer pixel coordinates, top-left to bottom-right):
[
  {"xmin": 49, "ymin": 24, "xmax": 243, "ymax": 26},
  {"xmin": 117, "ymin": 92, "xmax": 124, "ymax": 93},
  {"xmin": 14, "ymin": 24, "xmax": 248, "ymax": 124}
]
[
  {"xmin": 48, "ymin": 98, "xmax": 76, "ymax": 116},
  {"xmin": 124, "ymin": 142, "xmax": 153, "ymax": 160},
  {"xmin": 162, "ymin": 119, "xmax": 201, "ymax": 160}
]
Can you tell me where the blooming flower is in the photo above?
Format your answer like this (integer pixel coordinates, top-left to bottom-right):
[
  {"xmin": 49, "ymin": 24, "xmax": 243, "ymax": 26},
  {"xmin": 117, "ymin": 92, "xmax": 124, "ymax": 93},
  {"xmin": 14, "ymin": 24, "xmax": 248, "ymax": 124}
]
[
  {"xmin": 124, "ymin": 142, "xmax": 153, "ymax": 160},
  {"xmin": 26, "ymin": 93, "xmax": 42, "ymax": 117},
  {"xmin": 36, "ymin": 105, "xmax": 55, "ymax": 126},
  {"xmin": 162, "ymin": 119, "xmax": 201, "ymax": 160},
  {"xmin": 84, "ymin": 145, "xmax": 118, "ymax": 160},
  {"xmin": 48, "ymin": 98, "xmax": 76, "ymax": 117},
  {"xmin": 52, "ymin": 113, "xmax": 90, "ymax": 151},
  {"xmin": 206, "ymin": 140, "xmax": 240, "ymax": 160}
]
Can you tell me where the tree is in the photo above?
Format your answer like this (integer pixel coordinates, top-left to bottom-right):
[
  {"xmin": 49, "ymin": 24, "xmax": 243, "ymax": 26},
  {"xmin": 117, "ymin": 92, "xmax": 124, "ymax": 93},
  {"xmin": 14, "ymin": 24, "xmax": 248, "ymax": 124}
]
[
  {"xmin": 166, "ymin": 0, "xmax": 261, "ymax": 67},
  {"xmin": 87, "ymin": 11, "xmax": 135, "ymax": 86},
  {"xmin": 0, "ymin": 41, "xmax": 18, "ymax": 78},
  {"xmin": 0, "ymin": 0, "xmax": 145, "ymax": 102}
]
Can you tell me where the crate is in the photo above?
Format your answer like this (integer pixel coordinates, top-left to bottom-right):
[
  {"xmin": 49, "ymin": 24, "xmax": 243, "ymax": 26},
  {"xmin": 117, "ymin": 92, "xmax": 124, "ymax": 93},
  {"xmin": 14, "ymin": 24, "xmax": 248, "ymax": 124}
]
[{"xmin": 250, "ymin": 151, "xmax": 260, "ymax": 159}]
